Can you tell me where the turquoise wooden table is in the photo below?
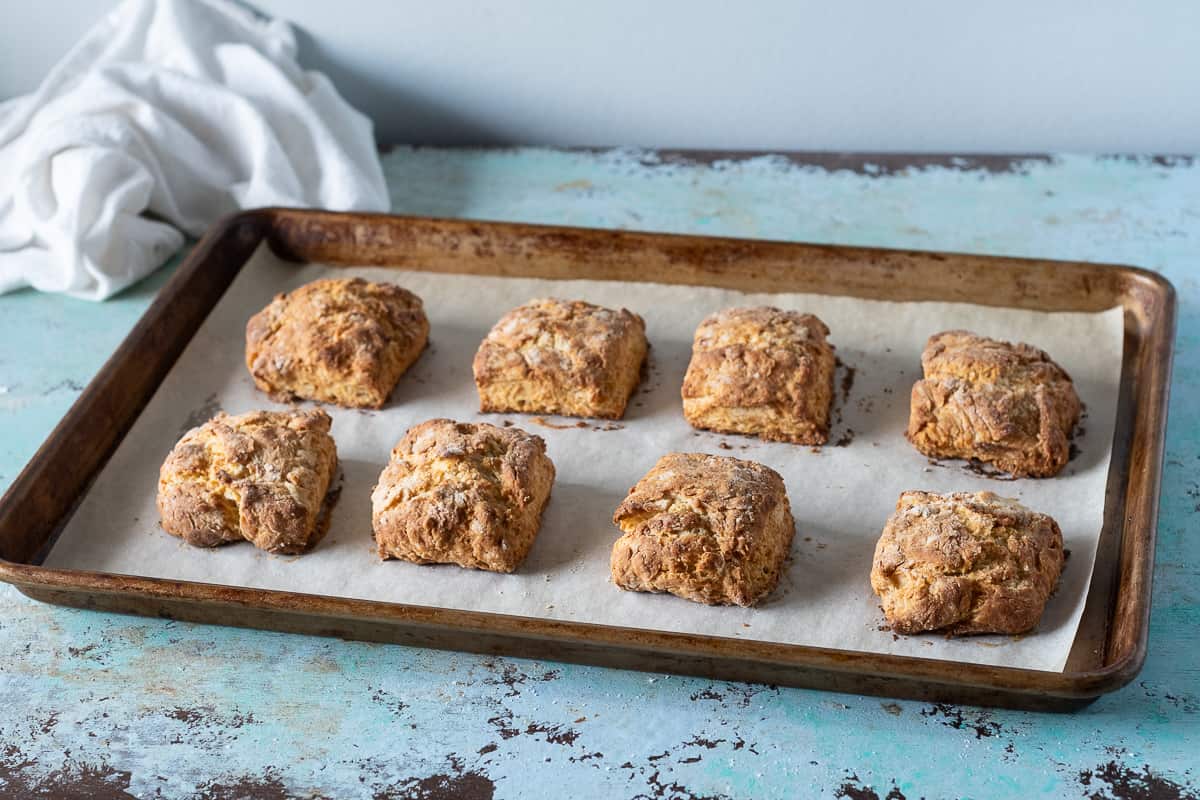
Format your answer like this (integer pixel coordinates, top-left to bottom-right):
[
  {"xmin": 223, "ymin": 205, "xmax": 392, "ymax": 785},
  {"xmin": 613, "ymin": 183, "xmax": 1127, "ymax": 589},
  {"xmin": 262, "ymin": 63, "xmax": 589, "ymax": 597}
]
[{"xmin": 0, "ymin": 149, "xmax": 1196, "ymax": 799}]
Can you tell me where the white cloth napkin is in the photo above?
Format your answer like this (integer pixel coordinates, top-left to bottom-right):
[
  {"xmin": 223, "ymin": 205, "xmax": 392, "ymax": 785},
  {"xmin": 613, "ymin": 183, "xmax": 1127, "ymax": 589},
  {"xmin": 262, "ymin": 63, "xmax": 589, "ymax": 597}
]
[{"xmin": 0, "ymin": 0, "xmax": 388, "ymax": 300}]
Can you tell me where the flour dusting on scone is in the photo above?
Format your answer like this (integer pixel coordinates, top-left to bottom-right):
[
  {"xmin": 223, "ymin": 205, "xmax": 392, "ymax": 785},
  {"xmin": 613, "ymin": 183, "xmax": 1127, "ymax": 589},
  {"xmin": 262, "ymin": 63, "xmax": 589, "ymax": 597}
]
[
  {"xmin": 682, "ymin": 307, "xmax": 836, "ymax": 444},
  {"xmin": 611, "ymin": 452, "xmax": 795, "ymax": 607},
  {"xmin": 157, "ymin": 408, "xmax": 338, "ymax": 554},
  {"xmin": 871, "ymin": 490, "xmax": 1064, "ymax": 635},
  {"xmin": 473, "ymin": 298, "xmax": 647, "ymax": 419},
  {"xmin": 371, "ymin": 419, "xmax": 556, "ymax": 573},
  {"xmin": 906, "ymin": 330, "xmax": 1081, "ymax": 477},
  {"xmin": 246, "ymin": 277, "xmax": 429, "ymax": 409}
]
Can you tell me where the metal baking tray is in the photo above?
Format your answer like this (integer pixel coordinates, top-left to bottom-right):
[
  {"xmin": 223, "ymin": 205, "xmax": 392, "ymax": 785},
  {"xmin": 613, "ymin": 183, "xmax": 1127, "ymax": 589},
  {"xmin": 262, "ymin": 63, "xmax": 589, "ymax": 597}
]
[{"xmin": 0, "ymin": 208, "xmax": 1175, "ymax": 710}]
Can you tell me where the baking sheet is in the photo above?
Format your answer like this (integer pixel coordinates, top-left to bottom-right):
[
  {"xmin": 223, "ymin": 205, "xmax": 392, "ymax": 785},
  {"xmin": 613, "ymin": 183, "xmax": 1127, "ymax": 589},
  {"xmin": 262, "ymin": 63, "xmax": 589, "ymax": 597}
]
[{"xmin": 45, "ymin": 244, "xmax": 1125, "ymax": 672}]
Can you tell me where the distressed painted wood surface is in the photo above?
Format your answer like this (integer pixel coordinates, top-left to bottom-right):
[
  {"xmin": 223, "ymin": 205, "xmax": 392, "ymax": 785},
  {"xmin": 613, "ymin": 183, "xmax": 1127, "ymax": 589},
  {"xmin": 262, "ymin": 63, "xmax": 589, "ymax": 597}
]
[{"xmin": 0, "ymin": 149, "xmax": 1197, "ymax": 799}]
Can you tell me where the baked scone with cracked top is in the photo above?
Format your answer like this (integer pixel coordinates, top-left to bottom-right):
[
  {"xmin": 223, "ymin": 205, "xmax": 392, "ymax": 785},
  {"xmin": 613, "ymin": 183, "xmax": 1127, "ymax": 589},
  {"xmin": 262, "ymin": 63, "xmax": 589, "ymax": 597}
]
[
  {"xmin": 371, "ymin": 419, "xmax": 556, "ymax": 573},
  {"xmin": 871, "ymin": 490, "xmax": 1064, "ymax": 635},
  {"xmin": 246, "ymin": 277, "xmax": 429, "ymax": 409},
  {"xmin": 473, "ymin": 298, "xmax": 647, "ymax": 419},
  {"xmin": 157, "ymin": 409, "xmax": 338, "ymax": 554},
  {"xmin": 611, "ymin": 452, "xmax": 795, "ymax": 607},
  {"xmin": 682, "ymin": 307, "xmax": 836, "ymax": 444},
  {"xmin": 906, "ymin": 330, "xmax": 1082, "ymax": 477}
]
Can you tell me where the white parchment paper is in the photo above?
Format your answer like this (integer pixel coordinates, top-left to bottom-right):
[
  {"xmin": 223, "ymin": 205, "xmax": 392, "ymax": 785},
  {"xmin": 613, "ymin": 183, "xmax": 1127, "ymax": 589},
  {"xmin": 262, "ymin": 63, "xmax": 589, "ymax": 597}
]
[{"xmin": 45, "ymin": 244, "xmax": 1125, "ymax": 671}]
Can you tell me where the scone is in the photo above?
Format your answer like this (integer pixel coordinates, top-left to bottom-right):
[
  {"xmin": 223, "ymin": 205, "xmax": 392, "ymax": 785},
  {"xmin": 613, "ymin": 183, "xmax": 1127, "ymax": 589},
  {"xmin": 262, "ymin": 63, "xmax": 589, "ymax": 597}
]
[
  {"xmin": 906, "ymin": 330, "xmax": 1082, "ymax": 477},
  {"xmin": 371, "ymin": 419, "xmax": 556, "ymax": 573},
  {"xmin": 157, "ymin": 409, "xmax": 338, "ymax": 554},
  {"xmin": 611, "ymin": 452, "xmax": 795, "ymax": 607},
  {"xmin": 871, "ymin": 490, "xmax": 1064, "ymax": 635},
  {"xmin": 246, "ymin": 277, "xmax": 429, "ymax": 408},
  {"xmin": 473, "ymin": 298, "xmax": 647, "ymax": 419},
  {"xmin": 681, "ymin": 307, "xmax": 836, "ymax": 444}
]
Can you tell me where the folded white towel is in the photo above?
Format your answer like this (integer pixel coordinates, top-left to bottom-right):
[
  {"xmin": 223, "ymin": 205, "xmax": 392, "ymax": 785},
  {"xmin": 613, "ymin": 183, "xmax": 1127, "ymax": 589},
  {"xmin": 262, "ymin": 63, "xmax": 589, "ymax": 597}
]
[{"xmin": 0, "ymin": 0, "xmax": 388, "ymax": 300}]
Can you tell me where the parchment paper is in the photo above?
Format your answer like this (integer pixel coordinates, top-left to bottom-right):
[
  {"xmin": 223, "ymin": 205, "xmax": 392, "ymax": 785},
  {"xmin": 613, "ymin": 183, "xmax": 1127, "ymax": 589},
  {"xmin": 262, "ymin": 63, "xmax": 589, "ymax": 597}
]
[{"xmin": 45, "ymin": 244, "xmax": 1125, "ymax": 672}]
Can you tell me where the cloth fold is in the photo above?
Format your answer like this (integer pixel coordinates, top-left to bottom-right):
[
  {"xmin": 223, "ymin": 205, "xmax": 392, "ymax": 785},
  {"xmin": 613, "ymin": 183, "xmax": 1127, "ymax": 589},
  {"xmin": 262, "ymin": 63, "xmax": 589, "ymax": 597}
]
[{"xmin": 0, "ymin": 0, "xmax": 388, "ymax": 300}]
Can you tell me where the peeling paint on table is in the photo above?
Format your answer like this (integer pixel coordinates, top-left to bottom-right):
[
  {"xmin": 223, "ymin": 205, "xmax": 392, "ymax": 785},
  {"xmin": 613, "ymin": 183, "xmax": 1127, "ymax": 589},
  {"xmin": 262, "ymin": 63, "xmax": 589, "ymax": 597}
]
[{"xmin": 1, "ymin": 148, "xmax": 1197, "ymax": 799}]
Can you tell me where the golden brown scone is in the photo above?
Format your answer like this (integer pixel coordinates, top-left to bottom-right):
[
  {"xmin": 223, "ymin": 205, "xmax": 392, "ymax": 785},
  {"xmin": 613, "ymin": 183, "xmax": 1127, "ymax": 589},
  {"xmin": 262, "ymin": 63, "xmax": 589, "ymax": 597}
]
[
  {"xmin": 371, "ymin": 419, "xmax": 556, "ymax": 573},
  {"xmin": 246, "ymin": 277, "xmax": 429, "ymax": 409},
  {"xmin": 871, "ymin": 490, "xmax": 1064, "ymax": 635},
  {"xmin": 906, "ymin": 330, "xmax": 1081, "ymax": 478},
  {"xmin": 473, "ymin": 298, "xmax": 648, "ymax": 419},
  {"xmin": 157, "ymin": 409, "xmax": 338, "ymax": 554},
  {"xmin": 681, "ymin": 307, "xmax": 836, "ymax": 444},
  {"xmin": 611, "ymin": 452, "xmax": 795, "ymax": 607}
]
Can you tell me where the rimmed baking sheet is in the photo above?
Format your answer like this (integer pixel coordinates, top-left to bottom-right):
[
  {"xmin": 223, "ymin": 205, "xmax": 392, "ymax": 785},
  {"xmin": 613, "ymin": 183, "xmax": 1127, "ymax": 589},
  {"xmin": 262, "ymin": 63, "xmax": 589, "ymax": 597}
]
[{"xmin": 43, "ymin": 243, "xmax": 1124, "ymax": 672}]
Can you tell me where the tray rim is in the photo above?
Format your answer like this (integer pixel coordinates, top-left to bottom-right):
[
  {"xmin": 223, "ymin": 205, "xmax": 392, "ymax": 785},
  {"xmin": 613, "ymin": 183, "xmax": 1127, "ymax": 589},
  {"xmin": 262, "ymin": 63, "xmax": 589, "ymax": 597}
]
[{"xmin": 0, "ymin": 207, "xmax": 1177, "ymax": 709}]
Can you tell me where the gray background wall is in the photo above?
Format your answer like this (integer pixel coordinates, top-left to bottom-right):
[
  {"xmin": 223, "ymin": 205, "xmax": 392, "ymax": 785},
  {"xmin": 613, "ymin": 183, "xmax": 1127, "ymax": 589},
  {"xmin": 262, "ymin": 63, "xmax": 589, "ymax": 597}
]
[{"xmin": 4, "ymin": 0, "xmax": 1198, "ymax": 151}]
